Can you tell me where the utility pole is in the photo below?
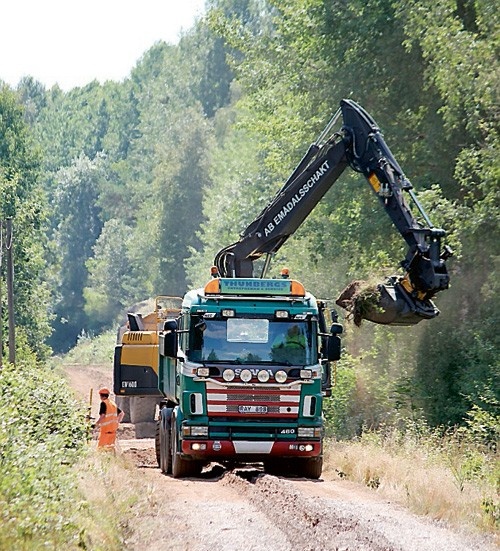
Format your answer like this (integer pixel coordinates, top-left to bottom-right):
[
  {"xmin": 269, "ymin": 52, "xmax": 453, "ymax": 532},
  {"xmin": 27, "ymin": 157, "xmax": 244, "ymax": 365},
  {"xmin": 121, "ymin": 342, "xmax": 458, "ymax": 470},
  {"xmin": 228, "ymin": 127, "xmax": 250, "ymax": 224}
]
[{"xmin": 6, "ymin": 218, "xmax": 15, "ymax": 365}]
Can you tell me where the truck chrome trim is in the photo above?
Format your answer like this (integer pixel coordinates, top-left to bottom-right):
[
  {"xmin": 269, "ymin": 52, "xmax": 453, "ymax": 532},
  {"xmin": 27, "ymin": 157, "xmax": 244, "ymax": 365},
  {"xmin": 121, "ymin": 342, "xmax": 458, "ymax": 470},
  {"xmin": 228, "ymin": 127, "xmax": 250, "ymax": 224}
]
[
  {"xmin": 207, "ymin": 392, "xmax": 300, "ymax": 402},
  {"xmin": 204, "ymin": 379, "xmax": 308, "ymax": 389},
  {"xmin": 198, "ymin": 292, "xmax": 312, "ymax": 303},
  {"xmin": 233, "ymin": 441, "xmax": 273, "ymax": 454}
]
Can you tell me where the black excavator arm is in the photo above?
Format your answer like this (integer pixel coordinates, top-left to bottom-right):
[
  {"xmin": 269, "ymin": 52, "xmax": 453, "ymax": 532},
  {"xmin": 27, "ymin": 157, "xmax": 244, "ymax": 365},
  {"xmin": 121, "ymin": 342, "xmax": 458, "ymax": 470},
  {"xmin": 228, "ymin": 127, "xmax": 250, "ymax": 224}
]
[{"xmin": 214, "ymin": 100, "xmax": 452, "ymax": 326}]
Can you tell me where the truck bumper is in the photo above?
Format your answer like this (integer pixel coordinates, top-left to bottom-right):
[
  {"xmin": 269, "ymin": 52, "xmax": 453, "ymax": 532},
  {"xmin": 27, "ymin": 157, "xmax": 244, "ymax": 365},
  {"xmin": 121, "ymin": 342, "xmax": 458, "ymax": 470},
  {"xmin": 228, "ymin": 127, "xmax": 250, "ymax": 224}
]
[{"xmin": 181, "ymin": 439, "xmax": 321, "ymax": 461}]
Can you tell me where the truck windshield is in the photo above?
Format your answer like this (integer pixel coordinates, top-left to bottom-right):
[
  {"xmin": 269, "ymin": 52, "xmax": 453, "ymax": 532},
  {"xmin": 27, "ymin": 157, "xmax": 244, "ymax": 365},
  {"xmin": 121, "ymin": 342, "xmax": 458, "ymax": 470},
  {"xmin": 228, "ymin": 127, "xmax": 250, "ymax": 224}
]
[{"xmin": 188, "ymin": 317, "xmax": 315, "ymax": 365}]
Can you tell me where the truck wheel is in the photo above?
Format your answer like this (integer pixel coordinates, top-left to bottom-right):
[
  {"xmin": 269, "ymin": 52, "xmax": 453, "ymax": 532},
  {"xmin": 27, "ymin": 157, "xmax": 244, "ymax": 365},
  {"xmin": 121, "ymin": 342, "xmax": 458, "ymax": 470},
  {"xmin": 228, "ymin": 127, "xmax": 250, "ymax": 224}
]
[
  {"xmin": 297, "ymin": 457, "xmax": 323, "ymax": 479},
  {"xmin": 159, "ymin": 410, "xmax": 172, "ymax": 474},
  {"xmin": 155, "ymin": 420, "xmax": 161, "ymax": 467},
  {"xmin": 171, "ymin": 414, "xmax": 202, "ymax": 478}
]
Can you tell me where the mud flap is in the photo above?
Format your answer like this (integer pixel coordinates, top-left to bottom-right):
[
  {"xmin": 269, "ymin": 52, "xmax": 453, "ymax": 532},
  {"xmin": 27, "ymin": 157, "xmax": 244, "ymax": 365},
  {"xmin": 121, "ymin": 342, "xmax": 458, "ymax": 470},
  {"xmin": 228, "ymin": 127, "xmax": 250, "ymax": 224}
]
[{"xmin": 336, "ymin": 278, "xmax": 440, "ymax": 326}]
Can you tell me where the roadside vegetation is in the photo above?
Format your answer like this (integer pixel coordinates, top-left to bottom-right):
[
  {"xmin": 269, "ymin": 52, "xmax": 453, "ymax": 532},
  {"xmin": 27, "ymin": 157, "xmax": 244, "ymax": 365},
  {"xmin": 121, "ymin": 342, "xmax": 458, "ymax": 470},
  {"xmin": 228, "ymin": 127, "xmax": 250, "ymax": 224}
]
[
  {"xmin": 324, "ymin": 361, "xmax": 499, "ymax": 537},
  {"xmin": 324, "ymin": 417, "xmax": 499, "ymax": 537},
  {"xmin": 0, "ymin": 341, "xmax": 140, "ymax": 550},
  {"xmin": 52, "ymin": 329, "xmax": 116, "ymax": 367},
  {"xmin": 1, "ymin": 332, "xmax": 497, "ymax": 549}
]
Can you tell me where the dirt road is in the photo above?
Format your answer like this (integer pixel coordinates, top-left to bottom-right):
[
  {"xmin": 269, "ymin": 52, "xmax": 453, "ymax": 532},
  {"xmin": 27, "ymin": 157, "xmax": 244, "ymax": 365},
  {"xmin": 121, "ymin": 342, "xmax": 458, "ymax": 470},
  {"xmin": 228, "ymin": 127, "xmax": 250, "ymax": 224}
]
[{"xmin": 64, "ymin": 364, "xmax": 497, "ymax": 551}]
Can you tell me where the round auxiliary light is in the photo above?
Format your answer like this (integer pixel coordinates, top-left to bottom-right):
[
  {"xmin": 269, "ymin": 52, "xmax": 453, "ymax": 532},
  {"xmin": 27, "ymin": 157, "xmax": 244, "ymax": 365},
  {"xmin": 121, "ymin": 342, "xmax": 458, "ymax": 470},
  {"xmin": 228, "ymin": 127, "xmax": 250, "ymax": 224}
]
[
  {"xmin": 240, "ymin": 369, "xmax": 252, "ymax": 383},
  {"xmin": 275, "ymin": 370, "xmax": 287, "ymax": 383},
  {"xmin": 257, "ymin": 370, "xmax": 270, "ymax": 383},
  {"xmin": 222, "ymin": 369, "xmax": 235, "ymax": 382}
]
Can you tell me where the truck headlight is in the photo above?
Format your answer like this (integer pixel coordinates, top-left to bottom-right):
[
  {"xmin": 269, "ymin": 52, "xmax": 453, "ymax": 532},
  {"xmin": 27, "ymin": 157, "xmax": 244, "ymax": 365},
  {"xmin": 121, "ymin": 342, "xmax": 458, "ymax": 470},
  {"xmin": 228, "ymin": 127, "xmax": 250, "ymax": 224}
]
[
  {"xmin": 222, "ymin": 369, "xmax": 235, "ymax": 382},
  {"xmin": 275, "ymin": 370, "xmax": 287, "ymax": 383},
  {"xmin": 297, "ymin": 427, "xmax": 321, "ymax": 438},
  {"xmin": 275, "ymin": 310, "xmax": 289, "ymax": 319},
  {"xmin": 183, "ymin": 426, "xmax": 208, "ymax": 437},
  {"xmin": 257, "ymin": 370, "xmax": 270, "ymax": 382},
  {"xmin": 300, "ymin": 369, "xmax": 312, "ymax": 379},
  {"xmin": 197, "ymin": 367, "xmax": 210, "ymax": 377},
  {"xmin": 240, "ymin": 369, "xmax": 252, "ymax": 382}
]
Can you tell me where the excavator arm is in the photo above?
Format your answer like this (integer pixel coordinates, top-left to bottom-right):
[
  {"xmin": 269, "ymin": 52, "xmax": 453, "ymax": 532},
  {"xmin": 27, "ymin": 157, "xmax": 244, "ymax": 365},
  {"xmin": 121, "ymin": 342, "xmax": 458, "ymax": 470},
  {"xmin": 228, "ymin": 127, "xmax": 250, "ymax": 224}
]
[{"xmin": 214, "ymin": 100, "xmax": 452, "ymax": 326}]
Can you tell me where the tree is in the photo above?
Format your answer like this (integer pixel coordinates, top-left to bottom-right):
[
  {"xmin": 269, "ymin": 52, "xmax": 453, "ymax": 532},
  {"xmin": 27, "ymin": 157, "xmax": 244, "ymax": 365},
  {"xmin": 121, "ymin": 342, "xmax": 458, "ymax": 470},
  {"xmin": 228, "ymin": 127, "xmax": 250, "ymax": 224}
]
[
  {"xmin": 151, "ymin": 107, "xmax": 213, "ymax": 296},
  {"xmin": 84, "ymin": 219, "xmax": 135, "ymax": 329},
  {"xmin": 396, "ymin": 0, "xmax": 500, "ymax": 424},
  {"xmin": 201, "ymin": 0, "xmax": 499, "ymax": 429},
  {"xmin": 0, "ymin": 84, "xmax": 51, "ymax": 359},
  {"xmin": 50, "ymin": 155, "xmax": 104, "ymax": 351}
]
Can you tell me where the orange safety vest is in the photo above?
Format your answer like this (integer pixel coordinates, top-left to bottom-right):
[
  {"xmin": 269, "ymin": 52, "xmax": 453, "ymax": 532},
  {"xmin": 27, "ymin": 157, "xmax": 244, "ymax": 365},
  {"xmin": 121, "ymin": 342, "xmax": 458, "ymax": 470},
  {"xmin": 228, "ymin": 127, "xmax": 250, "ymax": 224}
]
[
  {"xmin": 98, "ymin": 398, "xmax": 119, "ymax": 448},
  {"xmin": 100, "ymin": 398, "xmax": 119, "ymax": 432}
]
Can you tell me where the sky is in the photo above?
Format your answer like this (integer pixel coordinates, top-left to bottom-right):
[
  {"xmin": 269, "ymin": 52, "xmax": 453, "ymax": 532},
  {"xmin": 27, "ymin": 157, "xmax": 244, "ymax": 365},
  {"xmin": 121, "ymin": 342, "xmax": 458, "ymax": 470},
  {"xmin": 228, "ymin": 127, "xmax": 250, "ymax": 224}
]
[{"xmin": 0, "ymin": 0, "xmax": 206, "ymax": 91}]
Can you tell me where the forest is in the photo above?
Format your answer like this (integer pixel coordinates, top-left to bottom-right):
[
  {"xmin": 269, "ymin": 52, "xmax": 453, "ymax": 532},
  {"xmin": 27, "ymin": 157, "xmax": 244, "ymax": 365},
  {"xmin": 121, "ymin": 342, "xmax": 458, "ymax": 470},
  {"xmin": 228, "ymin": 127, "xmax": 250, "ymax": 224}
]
[{"xmin": 0, "ymin": 0, "xmax": 498, "ymax": 433}]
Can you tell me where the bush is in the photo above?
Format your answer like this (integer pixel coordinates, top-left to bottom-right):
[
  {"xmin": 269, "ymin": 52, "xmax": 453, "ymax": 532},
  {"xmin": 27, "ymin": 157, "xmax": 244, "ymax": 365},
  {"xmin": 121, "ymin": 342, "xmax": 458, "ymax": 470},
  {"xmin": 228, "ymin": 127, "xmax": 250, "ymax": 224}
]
[
  {"xmin": 323, "ymin": 355, "xmax": 359, "ymax": 438},
  {"xmin": 0, "ymin": 356, "xmax": 88, "ymax": 549}
]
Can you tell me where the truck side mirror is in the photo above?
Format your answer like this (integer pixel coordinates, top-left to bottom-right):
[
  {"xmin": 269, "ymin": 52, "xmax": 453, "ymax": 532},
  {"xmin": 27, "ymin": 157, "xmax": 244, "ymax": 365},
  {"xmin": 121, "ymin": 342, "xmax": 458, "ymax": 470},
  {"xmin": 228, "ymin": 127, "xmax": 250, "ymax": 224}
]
[
  {"xmin": 162, "ymin": 319, "xmax": 178, "ymax": 358},
  {"xmin": 330, "ymin": 322, "xmax": 343, "ymax": 335},
  {"xmin": 327, "ymin": 335, "xmax": 342, "ymax": 361},
  {"xmin": 327, "ymin": 323, "xmax": 343, "ymax": 361}
]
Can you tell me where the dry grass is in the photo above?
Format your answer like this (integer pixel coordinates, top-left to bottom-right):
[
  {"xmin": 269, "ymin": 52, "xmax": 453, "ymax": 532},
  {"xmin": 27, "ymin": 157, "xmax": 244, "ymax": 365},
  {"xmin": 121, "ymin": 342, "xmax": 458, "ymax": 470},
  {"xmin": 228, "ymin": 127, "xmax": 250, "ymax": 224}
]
[
  {"xmin": 75, "ymin": 449, "xmax": 150, "ymax": 550},
  {"xmin": 323, "ymin": 432, "xmax": 499, "ymax": 540}
]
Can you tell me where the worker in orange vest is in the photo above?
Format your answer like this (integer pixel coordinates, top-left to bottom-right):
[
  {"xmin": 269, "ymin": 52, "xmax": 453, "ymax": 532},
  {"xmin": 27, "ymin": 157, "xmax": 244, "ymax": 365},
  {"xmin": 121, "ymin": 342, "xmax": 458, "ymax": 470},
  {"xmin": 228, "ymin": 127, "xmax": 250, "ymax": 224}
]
[{"xmin": 95, "ymin": 388, "xmax": 124, "ymax": 450}]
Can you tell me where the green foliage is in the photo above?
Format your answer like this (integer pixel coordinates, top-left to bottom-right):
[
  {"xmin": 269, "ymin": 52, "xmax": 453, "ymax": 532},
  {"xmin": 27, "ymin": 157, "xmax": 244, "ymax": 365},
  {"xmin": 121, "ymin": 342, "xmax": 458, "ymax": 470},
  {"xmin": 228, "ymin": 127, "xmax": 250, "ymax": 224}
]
[
  {"xmin": 0, "ymin": 85, "xmax": 52, "ymax": 359},
  {"xmin": 84, "ymin": 219, "xmax": 135, "ymax": 329},
  {"xmin": 414, "ymin": 259, "xmax": 500, "ymax": 425},
  {"xmin": 54, "ymin": 329, "xmax": 116, "ymax": 367},
  {"xmin": 152, "ymin": 106, "xmax": 214, "ymax": 295},
  {"xmin": 50, "ymin": 155, "xmax": 105, "ymax": 351},
  {"xmin": 185, "ymin": 113, "xmax": 267, "ymax": 287},
  {"xmin": 323, "ymin": 357, "xmax": 358, "ymax": 439},
  {"xmin": 0, "ymin": 353, "xmax": 88, "ymax": 548},
  {"xmin": 462, "ymin": 402, "xmax": 500, "ymax": 449}
]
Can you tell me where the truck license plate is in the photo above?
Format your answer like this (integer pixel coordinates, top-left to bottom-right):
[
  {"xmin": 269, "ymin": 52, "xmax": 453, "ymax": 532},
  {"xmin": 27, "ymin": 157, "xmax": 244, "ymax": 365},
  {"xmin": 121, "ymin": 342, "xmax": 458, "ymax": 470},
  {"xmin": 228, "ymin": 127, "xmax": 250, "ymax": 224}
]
[{"xmin": 238, "ymin": 405, "xmax": 268, "ymax": 414}]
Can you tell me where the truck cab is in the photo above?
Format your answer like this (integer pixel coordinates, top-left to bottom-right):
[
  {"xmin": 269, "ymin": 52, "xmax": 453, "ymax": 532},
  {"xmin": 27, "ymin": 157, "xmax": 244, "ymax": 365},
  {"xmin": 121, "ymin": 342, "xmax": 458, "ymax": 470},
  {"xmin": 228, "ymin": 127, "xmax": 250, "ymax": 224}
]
[{"xmin": 157, "ymin": 277, "xmax": 341, "ymax": 479}]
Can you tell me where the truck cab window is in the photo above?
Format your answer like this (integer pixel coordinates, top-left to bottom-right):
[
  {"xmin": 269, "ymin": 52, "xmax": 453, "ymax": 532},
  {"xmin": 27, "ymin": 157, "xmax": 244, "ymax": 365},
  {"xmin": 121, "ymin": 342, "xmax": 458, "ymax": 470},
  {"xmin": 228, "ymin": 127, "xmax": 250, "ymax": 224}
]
[{"xmin": 187, "ymin": 317, "xmax": 315, "ymax": 365}]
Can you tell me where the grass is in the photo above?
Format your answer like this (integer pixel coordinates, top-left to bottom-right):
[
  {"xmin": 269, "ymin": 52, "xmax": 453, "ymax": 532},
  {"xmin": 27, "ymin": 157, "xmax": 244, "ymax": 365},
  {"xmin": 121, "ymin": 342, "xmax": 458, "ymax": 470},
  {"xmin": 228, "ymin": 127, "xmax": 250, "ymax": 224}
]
[
  {"xmin": 323, "ymin": 425, "xmax": 499, "ymax": 540},
  {"xmin": 75, "ymin": 451, "xmax": 145, "ymax": 550},
  {"xmin": 0, "ymin": 339, "xmax": 145, "ymax": 551}
]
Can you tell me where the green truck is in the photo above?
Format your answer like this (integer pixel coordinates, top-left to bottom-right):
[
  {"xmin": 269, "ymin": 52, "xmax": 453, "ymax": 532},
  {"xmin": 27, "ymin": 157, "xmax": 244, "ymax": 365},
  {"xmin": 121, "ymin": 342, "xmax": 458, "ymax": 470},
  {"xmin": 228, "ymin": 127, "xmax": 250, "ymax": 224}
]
[{"xmin": 154, "ymin": 276, "xmax": 341, "ymax": 478}]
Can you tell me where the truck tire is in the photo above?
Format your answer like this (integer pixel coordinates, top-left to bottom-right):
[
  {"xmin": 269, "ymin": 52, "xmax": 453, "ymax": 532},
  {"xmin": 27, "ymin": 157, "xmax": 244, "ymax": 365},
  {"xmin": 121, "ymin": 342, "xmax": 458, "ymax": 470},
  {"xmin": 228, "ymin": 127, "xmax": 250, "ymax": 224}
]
[
  {"xmin": 159, "ymin": 410, "xmax": 172, "ymax": 474},
  {"xmin": 129, "ymin": 396, "xmax": 158, "ymax": 424},
  {"xmin": 155, "ymin": 420, "xmax": 161, "ymax": 467},
  {"xmin": 171, "ymin": 413, "xmax": 202, "ymax": 478},
  {"xmin": 296, "ymin": 457, "xmax": 323, "ymax": 479}
]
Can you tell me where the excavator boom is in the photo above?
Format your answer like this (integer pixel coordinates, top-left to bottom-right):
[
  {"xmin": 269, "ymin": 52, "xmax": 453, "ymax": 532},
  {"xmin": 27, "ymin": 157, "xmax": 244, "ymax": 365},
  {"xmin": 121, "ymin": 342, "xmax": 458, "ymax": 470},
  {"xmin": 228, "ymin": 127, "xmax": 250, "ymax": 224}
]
[{"xmin": 214, "ymin": 100, "xmax": 452, "ymax": 326}]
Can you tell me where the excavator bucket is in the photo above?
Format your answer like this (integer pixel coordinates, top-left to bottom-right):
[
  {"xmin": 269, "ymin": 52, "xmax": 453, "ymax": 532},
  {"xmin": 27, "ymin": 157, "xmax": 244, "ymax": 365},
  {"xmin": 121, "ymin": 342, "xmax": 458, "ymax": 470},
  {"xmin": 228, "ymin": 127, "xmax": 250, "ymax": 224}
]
[{"xmin": 336, "ymin": 279, "xmax": 440, "ymax": 327}]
